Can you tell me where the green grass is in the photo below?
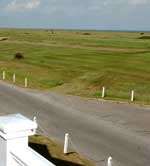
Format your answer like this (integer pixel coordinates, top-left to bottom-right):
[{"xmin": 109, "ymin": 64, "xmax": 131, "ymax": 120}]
[{"xmin": 1, "ymin": 28, "xmax": 150, "ymax": 104}]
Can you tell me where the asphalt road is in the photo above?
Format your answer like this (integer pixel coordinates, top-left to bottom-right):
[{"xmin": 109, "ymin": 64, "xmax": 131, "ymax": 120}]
[{"xmin": 0, "ymin": 81, "xmax": 150, "ymax": 166}]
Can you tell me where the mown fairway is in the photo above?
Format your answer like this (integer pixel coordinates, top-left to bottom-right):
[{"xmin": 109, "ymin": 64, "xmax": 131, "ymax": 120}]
[{"xmin": 0, "ymin": 28, "xmax": 150, "ymax": 103}]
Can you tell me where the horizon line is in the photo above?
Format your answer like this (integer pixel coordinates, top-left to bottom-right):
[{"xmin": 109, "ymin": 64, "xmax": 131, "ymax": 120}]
[{"xmin": 0, "ymin": 26, "xmax": 149, "ymax": 32}]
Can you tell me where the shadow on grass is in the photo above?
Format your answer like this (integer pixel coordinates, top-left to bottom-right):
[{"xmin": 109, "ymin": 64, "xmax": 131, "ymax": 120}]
[{"xmin": 29, "ymin": 142, "xmax": 84, "ymax": 166}]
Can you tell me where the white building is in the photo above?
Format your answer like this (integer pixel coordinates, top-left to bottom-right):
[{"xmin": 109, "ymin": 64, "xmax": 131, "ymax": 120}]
[{"xmin": 0, "ymin": 113, "xmax": 55, "ymax": 166}]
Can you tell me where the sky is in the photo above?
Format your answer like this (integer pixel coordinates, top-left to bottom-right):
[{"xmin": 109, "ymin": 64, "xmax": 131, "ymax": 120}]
[{"xmin": 0, "ymin": 0, "xmax": 150, "ymax": 31}]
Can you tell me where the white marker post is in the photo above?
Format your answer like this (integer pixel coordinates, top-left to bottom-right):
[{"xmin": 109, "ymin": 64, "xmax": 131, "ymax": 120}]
[
  {"xmin": 131, "ymin": 90, "xmax": 134, "ymax": 102},
  {"xmin": 107, "ymin": 156, "xmax": 112, "ymax": 166},
  {"xmin": 33, "ymin": 116, "xmax": 37, "ymax": 124},
  {"xmin": 33, "ymin": 116, "xmax": 37, "ymax": 133},
  {"xmin": 25, "ymin": 77, "xmax": 28, "ymax": 88},
  {"xmin": 64, "ymin": 133, "xmax": 69, "ymax": 154},
  {"xmin": 102, "ymin": 86, "xmax": 105, "ymax": 98},
  {"xmin": 2, "ymin": 71, "xmax": 5, "ymax": 80},
  {"xmin": 13, "ymin": 73, "xmax": 16, "ymax": 83}
]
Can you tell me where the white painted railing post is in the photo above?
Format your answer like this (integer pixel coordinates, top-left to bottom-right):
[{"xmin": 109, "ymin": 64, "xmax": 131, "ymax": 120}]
[
  {"xmin": 131, "ymin": 90, "xmax": 134, "ymax": 102},
  {"xmin": 25, "ymin": 77, "xmax": 28, "ymax": 88},
  {"xmin": 2, "ymin": 71, "xmax": 5, "ymax": 80},
  {"xmin": 102, "ymin": 86, "xmax": 105, "ymax": 98},
  {"xmin": 13, "ymin": 73, "xmax": 16, "ymax": 83},
  {"xmin": 107, "ymin": 156, "xmax": 112, "ymax": 166},
  {"xmin": 64, "ymin": 133, "xmax": 69, "ymax": 154}
]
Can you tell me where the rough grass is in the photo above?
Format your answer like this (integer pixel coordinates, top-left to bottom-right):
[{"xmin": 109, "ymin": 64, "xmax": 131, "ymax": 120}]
[
  {"xmin": 1, "ymin": 29, "xmax": 150, "ymax": 104},
  {"xmin": 29, "ymin": 135, "xmax": 94, "ymax": 166}
]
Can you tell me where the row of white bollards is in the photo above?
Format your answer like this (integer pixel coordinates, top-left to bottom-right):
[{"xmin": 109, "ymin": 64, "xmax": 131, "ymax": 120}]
[
  {"xmin": 2, "ymin": 71, "xmax": 28, "ymax": 88},
  {"xmin": 101, "ymin": 86, "xmax": 135, "ymax": 102},
  {"xmin": 63, "ymin": 133, "xmax": 113, "ymax": 165}
]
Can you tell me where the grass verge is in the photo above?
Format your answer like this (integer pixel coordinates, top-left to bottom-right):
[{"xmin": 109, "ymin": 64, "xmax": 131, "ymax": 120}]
[{"xmin": 29, "ymin": 135, "xmax": 94, "ymax": 166}]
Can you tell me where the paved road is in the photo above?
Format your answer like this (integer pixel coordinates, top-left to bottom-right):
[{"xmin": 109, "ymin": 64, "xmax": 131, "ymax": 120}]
[{"xmin": 0, "ymin": 81, "xmax": 150, "ymax": 166}]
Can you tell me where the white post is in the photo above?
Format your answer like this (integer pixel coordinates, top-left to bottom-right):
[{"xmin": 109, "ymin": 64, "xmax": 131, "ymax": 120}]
[
  {"xmin": 131, "ymin": 90, "xmax": 134, "ymax": 102},
  {"xmin": 13, "ymin": 73, "xmax": 16, "ymax": 83},
  {"xmin": 33, "ymin": 116, "xmax": 37, "ymax": 133},
  {"xmin": 0, "ymin": 114, "xmax": 38, "ymax": 166},
  {"xmin": 64, "ymin": 133, "xmax": 69, "ymax": 154},
  {"xmin": 107, "ymin": 156, "xmax": 112, "ymax": 166},
  {"xmin": 2, "ymin": 71, "xmax": 6, "ymax": 80},
  {"xmin": 33, "ymin": 116, "xmax": 37, "ymax": 124},
  {"xmin": 25, "ymin": 77, "xmax": 28, "ymax": 88},
  {"xmin": 102, "ymin": 86, "xmax": 105, "ymax": 98}
]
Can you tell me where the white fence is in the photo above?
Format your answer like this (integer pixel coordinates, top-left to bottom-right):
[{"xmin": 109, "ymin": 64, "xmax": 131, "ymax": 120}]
[{"xmin": 0, "ymin": 114, "xmax": 55, "ymax": 166}]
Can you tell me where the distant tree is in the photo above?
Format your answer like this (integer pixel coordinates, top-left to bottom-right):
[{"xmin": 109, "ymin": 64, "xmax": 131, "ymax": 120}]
[
  {"xmin": 83, "ymin": 32, "xmax": 91, "ymax": 35},
  {"xmin": 140, "ymin": 32, "xmax": 144, "ymax": 35}
]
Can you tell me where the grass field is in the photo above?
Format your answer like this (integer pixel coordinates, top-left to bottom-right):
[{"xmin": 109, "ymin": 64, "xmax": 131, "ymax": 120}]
[{"xmin": 0, "ymin": 28, "xmax": 150, "ymax": 104}]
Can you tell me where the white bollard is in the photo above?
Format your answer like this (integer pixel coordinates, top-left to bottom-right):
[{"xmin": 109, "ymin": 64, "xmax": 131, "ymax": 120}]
[
  {"xmin": 64, "ymin": 133, "xmax": 69, "ymax": 154},
  {"xmin": 33, "ymin": 116, "xmax": 37, "ymax": 133},
  {"xmin": 33, "ymin": 116, "xmax": 37, "ymax": 123},
  {"xmin": 131, "ymin": 90, "xmax": 134, "ymax": 102},
  {"xmin": 102, "ymin": 86, "xmax": 105, "ymax": 98},
  {"xmin": 25, "ymin": 77, "xmax": 28, "ymax": 88},
  {"xmin": 2, "ymin": 71, "xmax": 5, "ymax": 80},
  {"xmin": 107, "ymin": 156, "xmax": 112, "ymax": 166},
  {"xmin": 13, "ymin": 73, "xmax": 16, "ymax": 83}
]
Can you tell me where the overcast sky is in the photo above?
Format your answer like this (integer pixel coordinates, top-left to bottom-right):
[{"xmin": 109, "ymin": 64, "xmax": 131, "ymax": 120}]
[{"xmin": 0, "ymin": 0, "xmax": 149, "ymax": 31}]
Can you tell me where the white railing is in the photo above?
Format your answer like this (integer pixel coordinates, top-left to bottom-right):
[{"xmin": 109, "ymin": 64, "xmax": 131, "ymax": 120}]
[
  {"xmin": 10, "ymin": 147, "xmax": 55, "ymax": 166},
  {"xmin": 10, "ymin": 152, "xmax": 28, "ymax": 166}
]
